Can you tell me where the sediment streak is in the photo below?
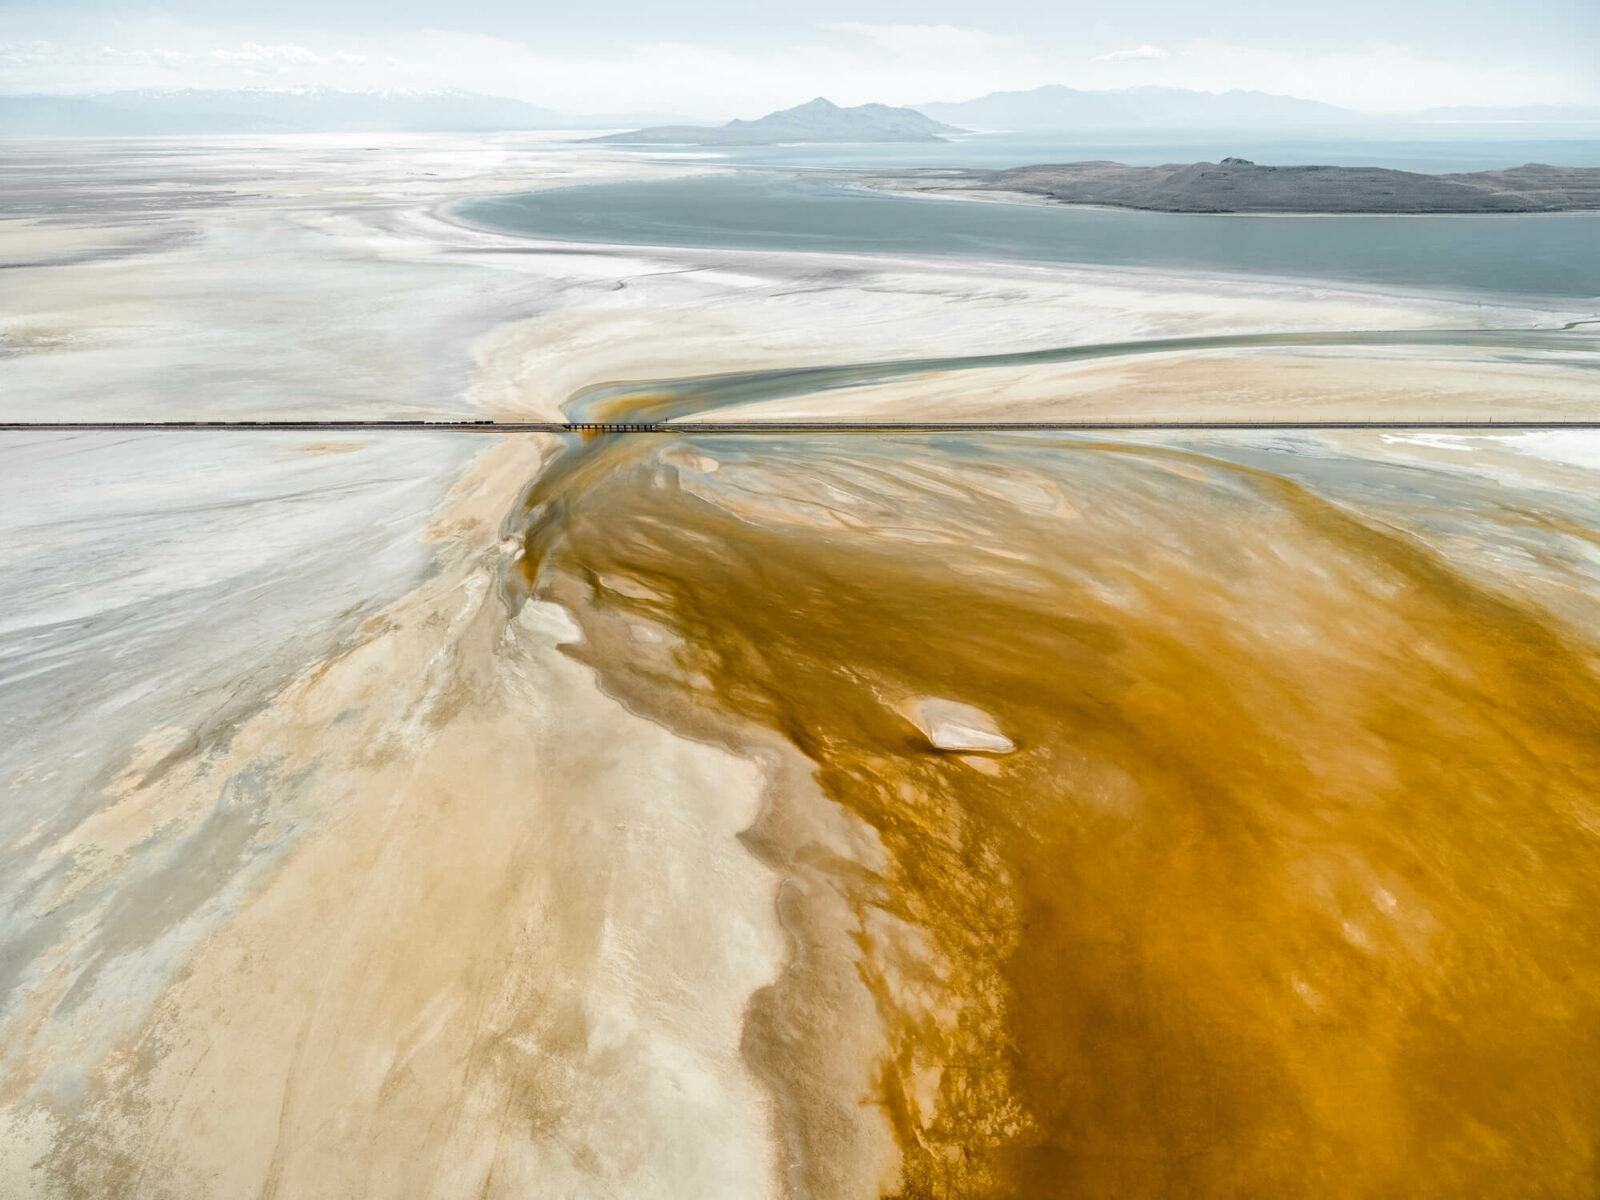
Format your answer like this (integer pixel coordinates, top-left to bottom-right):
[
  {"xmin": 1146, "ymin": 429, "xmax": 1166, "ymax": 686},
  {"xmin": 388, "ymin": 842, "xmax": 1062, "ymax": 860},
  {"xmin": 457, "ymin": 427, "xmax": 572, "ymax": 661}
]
[{"xmin": 516, "ymin": 420, "xmax": 1600, "ymax": 1198}]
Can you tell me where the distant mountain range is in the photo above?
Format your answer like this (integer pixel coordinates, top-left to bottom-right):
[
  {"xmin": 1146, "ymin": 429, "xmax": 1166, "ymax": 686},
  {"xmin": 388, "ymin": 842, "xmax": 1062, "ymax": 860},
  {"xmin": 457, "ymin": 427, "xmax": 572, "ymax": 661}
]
[
  {"xmin": 2, "ymin": 85, "xmax": 1596, "ymax": 139},
  {"xmin": 0, "ymin": 89, "xmax": 689, "ymax": 137},
  {"xmin": 585, "ymin": 98, "xmax": 962, "ymax": 145},
  {"xmin": 919, "ymin": 86, "xmax": 1355, "ymax": 129},
  {"xmin": 920, "ymin": 86, "xmax": 1600, "ymax": 129}
]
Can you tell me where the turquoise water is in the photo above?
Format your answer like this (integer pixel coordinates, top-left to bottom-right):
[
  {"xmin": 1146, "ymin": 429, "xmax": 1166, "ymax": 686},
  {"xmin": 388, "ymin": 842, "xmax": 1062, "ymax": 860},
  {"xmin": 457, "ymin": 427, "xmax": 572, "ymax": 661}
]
[
  {"xmin": 457, "ymin": 174, "xmax": 1600, "ymax": 303},
  {"xmin": 663, "ymin": 126, "xmax": 1600, "ymax": 173}
]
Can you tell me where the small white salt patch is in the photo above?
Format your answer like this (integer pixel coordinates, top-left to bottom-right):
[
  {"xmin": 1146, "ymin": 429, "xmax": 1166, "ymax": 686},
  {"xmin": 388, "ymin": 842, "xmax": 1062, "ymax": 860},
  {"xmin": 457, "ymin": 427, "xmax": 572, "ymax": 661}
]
[
  {"xmin": 599, "ymin": 573, "xmax": 664, "ymax": 602},
  {"xmin": 518, "ymin": 600, "xmax": 583, "ymax": 645},
  {"xmin": 1291, "ymin": 974, "xmax": 1324, "ymax": 1010},
  {"xmin": 899, "ymin": 697, "xmax": 1015, "ymax": 755}
]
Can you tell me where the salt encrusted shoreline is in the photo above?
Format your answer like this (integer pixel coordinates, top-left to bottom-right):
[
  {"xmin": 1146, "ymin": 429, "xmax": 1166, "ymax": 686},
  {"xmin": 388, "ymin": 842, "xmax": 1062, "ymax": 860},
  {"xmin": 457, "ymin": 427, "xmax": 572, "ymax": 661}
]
[{"xmin": 4, "ymin": 136, "xmax": 1600, "ymax": 1199}]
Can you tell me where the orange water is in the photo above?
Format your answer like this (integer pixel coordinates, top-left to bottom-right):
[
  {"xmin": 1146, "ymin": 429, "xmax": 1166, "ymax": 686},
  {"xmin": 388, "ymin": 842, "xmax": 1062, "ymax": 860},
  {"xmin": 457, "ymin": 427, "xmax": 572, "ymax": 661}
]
[{"xmin": 518, "ymin": 431, "xmax": 1600, "ymax": 1198}]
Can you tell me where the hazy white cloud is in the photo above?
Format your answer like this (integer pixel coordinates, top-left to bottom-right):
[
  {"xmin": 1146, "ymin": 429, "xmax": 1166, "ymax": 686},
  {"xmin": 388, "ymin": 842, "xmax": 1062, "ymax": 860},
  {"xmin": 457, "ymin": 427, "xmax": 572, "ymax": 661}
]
[
  {"xmin": 1, "ymin": 39, "xmax": 57, "ymax": 66},
  {"xmin": 822, "ymin": 22, "xmax": 1015, "ymax": 60},
  {"xmin": 0, "ymin": 16, "xmax": 1593, "ymax": 114},
  {"xmin": 210, "ymin": 42, "xmax": 326, "ymax": 70},
  {"xmin": 1113, "ymin": 38, "xmax": 1589, "ymax": 111},
  {"xmin": 1094, "ymin": 44, "xmax": 1168, "ymax": 62}
]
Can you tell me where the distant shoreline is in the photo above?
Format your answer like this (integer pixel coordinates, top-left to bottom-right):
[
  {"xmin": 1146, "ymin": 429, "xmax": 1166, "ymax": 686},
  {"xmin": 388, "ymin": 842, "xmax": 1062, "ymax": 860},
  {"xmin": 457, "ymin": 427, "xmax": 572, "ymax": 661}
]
[
  {"xmin": 861, "ymin": 159, "xmax": 1600, "ymax": 215},
  {"xmin": 857, "ymin": 181, "xmax": 1600, "ymax": 218}
]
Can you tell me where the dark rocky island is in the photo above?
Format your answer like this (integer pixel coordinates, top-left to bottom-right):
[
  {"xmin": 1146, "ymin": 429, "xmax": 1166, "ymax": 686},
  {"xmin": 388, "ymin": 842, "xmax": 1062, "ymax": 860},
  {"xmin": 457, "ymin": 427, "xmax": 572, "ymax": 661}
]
[
  {"xmin": 587, "ymin": 96, "xmax": 963, "ymax": 146},
  {"xmin": 881, "ymin": 158, "xmax": 1600, "ymax": 213}
]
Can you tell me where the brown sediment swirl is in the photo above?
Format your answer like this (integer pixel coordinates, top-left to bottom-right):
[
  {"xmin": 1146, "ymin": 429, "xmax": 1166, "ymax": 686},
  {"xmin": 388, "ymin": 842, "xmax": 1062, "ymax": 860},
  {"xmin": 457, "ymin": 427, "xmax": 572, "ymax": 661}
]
[{"xmin": 516, "ymin": 429, "xmax": 1600, "ymax": 1199}]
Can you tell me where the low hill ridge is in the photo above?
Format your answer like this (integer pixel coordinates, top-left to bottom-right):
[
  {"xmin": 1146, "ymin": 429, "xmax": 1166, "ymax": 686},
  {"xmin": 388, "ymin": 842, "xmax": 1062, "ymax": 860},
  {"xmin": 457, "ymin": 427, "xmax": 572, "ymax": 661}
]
[
  {"xmin": 883, "ymin": 158, "xmax": 1600, "ymax": 213},
  {"xmin": 586, "ymin": 97, "xmax": 963, "ymax": 146}
]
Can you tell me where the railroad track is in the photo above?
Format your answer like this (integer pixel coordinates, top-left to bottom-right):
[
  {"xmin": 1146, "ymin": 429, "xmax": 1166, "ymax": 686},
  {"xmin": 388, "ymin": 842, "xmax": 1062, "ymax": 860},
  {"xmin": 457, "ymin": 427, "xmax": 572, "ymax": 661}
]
[{"xmin": 5, "ymin": 420, "xmax": 1600, "ymax": 434}]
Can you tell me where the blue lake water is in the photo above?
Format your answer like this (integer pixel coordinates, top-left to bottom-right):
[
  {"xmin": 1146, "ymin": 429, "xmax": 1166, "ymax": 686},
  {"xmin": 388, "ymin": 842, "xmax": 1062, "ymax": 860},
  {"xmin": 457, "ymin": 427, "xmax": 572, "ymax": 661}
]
[
  {"xmin": 602, "ymin": 124, "xmax": 1600, "ymax": 173},
  {"xmin": 457, "ymin": 173, "xmax": 1600, "ymax": 304}
]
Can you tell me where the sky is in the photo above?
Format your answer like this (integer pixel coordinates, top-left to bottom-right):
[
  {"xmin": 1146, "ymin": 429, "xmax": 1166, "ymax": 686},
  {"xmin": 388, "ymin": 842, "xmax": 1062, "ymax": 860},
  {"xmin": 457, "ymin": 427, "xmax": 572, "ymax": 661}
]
[{"xmin": 1, "ymin": 0, "xmax": 1597, "ymax": 115}]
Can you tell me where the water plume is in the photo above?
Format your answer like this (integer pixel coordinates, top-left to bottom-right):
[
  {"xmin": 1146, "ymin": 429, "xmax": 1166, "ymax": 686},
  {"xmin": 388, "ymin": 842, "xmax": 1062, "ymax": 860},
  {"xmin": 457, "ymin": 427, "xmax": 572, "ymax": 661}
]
[{"xmin": 517, "ymin": 429, "xmax": 1600, "ymax": 1198}]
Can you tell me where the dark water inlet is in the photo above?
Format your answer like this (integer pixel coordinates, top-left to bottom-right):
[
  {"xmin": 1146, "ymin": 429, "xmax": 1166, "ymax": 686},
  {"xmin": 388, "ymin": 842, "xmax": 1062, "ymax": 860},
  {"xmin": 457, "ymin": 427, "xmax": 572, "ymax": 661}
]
[
  {"xmin": 8, "ymin": 323, "xmax": 1595, "ymax": 435},
  {"xmin": 562, "ymin": 325, "xmax": 1600, "ymax": 424},
  {"xmin": 456, "ymin": 174, "xmax": 1600, "ymax": 303}
]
